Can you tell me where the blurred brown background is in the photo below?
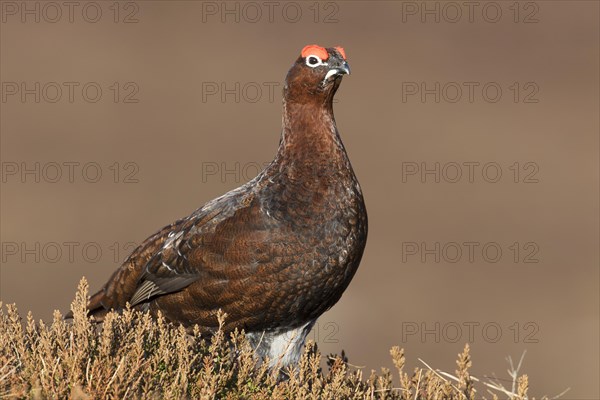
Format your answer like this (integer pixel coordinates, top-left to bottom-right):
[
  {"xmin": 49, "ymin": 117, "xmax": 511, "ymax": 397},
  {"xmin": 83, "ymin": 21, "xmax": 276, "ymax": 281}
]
[{"xmin": 1, "ymin": 1, "xmax": 598, "ymax": 397}]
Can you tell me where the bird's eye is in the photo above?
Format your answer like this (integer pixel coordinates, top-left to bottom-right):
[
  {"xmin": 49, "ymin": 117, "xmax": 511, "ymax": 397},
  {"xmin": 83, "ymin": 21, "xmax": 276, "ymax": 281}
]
[{"xmin": 306, "ymin": 55, "xmax": 322, "ymax": 68}]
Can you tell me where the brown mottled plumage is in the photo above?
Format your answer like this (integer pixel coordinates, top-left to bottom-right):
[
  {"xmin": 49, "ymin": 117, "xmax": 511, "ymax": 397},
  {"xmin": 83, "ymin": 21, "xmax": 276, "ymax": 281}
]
[{"xmin": 83, "ymin": 45, "xmax": 367, "ymax": 367}]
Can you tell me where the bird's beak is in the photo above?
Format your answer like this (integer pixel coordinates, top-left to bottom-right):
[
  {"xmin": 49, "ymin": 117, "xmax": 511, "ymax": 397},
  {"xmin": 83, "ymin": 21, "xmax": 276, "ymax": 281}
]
[
  {"xmin": 324, "ymin": 60, "xmax": 351, "ymax": 81},
  {"xmin": 336, "ymin": 61, "xmax": 351, "ymax": 75},
  {"xmin": 340, "ymin": 61, "xmax": 351, "ymax": 75}
]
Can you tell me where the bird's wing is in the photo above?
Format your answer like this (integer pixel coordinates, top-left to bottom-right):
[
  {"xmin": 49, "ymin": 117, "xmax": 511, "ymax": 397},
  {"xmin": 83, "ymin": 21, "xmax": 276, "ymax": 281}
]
[
  {"xmin": 128, "ymin": 225, "xmax": 203, "ymax": 307},
  {"xmin": 128, "ymin": 186, "xmax": 274, "ymax": 308},
  {"xmin": 84, "ymin": 216, "xmax": 191, "ymax": 317},
  {"xmin": 88, "ymin": 179, "xmax": 306, "ymax": 331}
]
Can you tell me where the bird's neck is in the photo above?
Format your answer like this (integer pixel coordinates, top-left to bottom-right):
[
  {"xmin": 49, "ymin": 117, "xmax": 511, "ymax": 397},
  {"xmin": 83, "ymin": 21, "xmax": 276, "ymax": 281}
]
[{"xmin": 275, "ymin": 100, "xmax": 348, "ymax": 169}]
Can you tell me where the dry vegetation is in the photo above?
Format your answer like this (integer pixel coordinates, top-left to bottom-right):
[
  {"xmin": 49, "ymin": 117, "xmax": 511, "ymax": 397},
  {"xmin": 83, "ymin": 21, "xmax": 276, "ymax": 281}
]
[{"xmin": 0, "ymin": 279, "xmax": 554, "ymax": 399}]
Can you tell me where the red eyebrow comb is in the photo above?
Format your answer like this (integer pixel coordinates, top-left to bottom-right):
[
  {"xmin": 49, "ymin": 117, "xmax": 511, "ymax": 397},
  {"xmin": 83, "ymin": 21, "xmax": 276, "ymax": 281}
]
[
  {"xmin": 335, "ymin": 46, "xmax": 346, "ymax": 60},
  {"xmin": 301, "ymin": 45, "xmax": 329, "ymax": 60}
]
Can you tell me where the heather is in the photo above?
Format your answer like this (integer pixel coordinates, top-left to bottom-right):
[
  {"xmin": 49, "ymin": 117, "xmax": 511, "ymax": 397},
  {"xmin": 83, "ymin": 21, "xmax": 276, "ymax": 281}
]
[{"xmin": 0, "ymin": 279, "xmax": 558, "ymax": 399}]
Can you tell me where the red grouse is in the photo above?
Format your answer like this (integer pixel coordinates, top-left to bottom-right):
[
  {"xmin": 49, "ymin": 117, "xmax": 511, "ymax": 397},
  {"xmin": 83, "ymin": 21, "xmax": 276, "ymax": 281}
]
[{"xmin": 83, "ymin": 45, "xmax": 367, "ymax": 368}]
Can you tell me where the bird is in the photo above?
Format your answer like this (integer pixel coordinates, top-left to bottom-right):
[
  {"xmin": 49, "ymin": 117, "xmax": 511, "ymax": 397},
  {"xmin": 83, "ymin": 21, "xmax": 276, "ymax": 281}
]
[{"xmin": 81, "ymin": 44, "xmax": 368, "ymax": 369}]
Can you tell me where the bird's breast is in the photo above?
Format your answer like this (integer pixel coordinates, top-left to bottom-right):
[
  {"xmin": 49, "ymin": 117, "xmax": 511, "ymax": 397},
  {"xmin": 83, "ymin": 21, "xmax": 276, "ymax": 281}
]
[{"xmin": 255, "ymin": 171, "xmax": 367, "ymax": 315}]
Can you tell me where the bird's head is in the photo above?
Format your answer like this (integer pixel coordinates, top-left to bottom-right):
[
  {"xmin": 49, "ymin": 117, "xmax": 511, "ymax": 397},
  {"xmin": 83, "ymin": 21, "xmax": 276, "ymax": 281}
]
[{"xmin": 284, "ymin": 44, "xmax": 350, "ymax": 105}]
